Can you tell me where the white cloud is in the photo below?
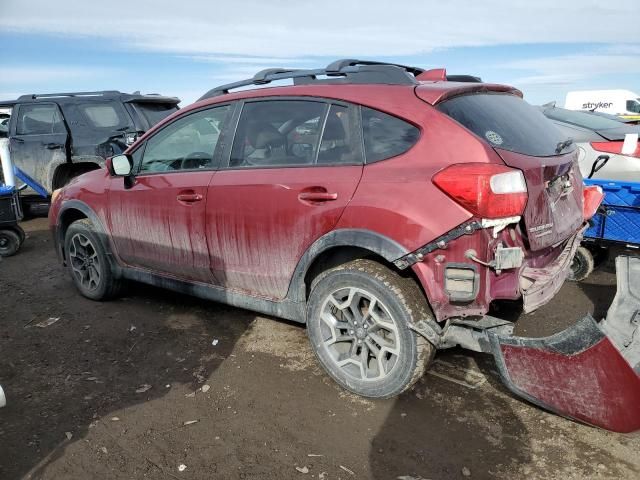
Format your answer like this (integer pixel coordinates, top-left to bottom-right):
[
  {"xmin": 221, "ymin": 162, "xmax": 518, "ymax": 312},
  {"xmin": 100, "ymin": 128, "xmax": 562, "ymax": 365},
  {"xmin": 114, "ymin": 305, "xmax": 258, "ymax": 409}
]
[
  {"xmin": 500, "ymin": 46, "xmax": 640, "ymax": 87},
  {"xmin": 0, "ymin": 0, "xmax": 638, "ymax": 57}
]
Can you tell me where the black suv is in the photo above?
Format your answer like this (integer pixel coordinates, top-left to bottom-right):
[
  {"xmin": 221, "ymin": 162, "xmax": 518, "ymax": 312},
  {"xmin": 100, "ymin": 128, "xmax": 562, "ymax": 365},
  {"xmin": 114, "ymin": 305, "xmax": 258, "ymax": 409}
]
[{"xmin": 0, "ymin": 91, "xmax": 179, "ymax": 197}]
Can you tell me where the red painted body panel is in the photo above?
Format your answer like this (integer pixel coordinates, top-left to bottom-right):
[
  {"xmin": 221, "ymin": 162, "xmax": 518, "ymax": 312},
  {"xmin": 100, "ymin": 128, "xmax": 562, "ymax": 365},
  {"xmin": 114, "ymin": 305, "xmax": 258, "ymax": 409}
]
[
  {"xmin": 206, "ymin": 166, "xmax": 363, "ymax": 299},
  {"xmin": 494, "ymin": 149, "xmax": 584, "ymax": 251},
  {"xmin": 499, "ymin": 338, "xmax": 640, "ymax": 433},
  {"xmin": 107, "ymin": 171, "xmax": 214, "ymax": 282}
]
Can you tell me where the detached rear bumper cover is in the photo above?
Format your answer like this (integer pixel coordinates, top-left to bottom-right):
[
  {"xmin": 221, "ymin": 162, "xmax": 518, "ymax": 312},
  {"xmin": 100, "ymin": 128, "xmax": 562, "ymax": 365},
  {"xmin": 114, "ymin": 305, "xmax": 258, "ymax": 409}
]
[
  {"xmin": 490, "ymin": 256, "xmax": 640, "ymax": 433},
  {"xmin": 519, "ymin": 227, "xmax": 584, "ymax": 313}
]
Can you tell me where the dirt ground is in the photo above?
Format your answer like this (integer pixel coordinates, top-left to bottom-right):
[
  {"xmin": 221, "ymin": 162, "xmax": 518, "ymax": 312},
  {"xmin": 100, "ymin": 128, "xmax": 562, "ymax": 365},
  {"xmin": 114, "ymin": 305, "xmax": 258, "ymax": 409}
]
[{"xmin": 0, "ymin": 217, "xmax": 638, "ymax": 480}]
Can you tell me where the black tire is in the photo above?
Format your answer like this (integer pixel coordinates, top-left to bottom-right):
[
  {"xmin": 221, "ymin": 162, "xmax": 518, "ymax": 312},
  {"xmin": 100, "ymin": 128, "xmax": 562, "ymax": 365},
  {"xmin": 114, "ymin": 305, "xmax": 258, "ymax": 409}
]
[
  {"xmin": 0, "ymin": 229, "xmax": 21, "ymax": 257},
  {"xmin": 64, "ymin": 219, "xmax": 122, "ymax": 300},
  {"xmin": 7, "ymin": 225, "xmax": 25, "ymax": 245},
  {"xmin": 568, "ymin": 246, "xmax": 595, "ymax": 282},
  {"xmin": 306, "ymin": 259, "xmax": 435, "ymax": 398}
]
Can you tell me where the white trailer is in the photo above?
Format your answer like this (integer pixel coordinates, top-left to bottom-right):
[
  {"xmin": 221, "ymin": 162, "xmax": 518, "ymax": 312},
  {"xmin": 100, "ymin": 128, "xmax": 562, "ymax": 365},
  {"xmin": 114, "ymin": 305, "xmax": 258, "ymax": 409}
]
[{"xmin": 565, "ymin": 89, "xmax": 640, "ymax": 120}]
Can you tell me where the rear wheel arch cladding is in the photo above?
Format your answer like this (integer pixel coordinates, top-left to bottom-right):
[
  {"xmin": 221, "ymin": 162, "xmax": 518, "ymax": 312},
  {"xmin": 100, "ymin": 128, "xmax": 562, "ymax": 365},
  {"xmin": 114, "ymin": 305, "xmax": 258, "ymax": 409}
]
[
  {"xmin": 296, "ymin": 234, "xmax": 443, "ymax": 346},
  {"xmin": 287, "ymin": 229, "xmax": 410, "ymax": 305}
]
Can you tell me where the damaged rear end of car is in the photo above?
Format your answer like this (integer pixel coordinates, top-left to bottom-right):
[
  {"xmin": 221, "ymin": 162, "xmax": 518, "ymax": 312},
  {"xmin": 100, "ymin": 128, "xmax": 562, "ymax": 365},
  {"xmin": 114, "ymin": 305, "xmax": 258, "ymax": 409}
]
[{"xmin": 401, "ymin": 84, "xmax": 639, "ymax": 432}]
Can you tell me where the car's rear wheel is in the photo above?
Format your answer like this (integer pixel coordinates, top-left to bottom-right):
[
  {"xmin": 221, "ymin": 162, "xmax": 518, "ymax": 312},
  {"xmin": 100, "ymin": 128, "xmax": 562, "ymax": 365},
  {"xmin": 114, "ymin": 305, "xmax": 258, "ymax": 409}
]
[
  {"xmin": 64, "ymin": 219, "xmax": 121, "ymax": 300},
  {"xmin": 306, "ymin": 259, "xmax": 435, "ymax": 398}
]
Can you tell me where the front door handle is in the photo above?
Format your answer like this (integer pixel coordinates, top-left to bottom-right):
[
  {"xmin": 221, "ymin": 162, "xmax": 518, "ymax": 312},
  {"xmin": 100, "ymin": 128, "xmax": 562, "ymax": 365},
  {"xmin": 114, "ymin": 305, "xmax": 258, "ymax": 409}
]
[
  {"xmin": 44, "ymin": 143, "xmax": 63, "ymax": 150},
  {"xmin": 177, "ymin": 192, "xmax": 203, "ymax": 203},
  {"xmin": 298, "ymin": 189, "xmax": 338, "ymax": 202}
]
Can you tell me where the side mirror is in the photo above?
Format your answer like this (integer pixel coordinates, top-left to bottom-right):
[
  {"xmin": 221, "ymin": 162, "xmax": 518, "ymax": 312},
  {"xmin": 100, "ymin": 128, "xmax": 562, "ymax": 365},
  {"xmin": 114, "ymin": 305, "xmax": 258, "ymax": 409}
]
[{"xmin": 110, "ymin": 154, "xmax": 133, "ymax": 176}]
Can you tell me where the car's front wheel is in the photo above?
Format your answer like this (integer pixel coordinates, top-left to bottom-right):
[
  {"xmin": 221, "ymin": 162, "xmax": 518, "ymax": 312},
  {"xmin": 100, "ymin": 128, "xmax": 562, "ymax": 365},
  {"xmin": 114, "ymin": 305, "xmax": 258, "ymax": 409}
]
[
  {"xmin": 64, "ymin": 219, "xmax": 121, "ymax": 300},
  {"xmin": 306, "ymin": 259, "xmax": 435, "ymax": 398}
]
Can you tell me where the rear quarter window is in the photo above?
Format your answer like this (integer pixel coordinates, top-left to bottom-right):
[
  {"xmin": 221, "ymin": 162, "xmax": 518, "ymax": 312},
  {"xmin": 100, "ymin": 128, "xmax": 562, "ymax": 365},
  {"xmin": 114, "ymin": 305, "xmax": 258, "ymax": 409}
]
[
  {"xmin": 437, "ymin": 93, "xmax": 570, "ymax": 157},
  {"xmin": 361, "ymin": 107, "xmax": 420, "ymax": 163},
  {"xmin": 79, "ymin": 102, "xmax": 130, "ymax": 129}
]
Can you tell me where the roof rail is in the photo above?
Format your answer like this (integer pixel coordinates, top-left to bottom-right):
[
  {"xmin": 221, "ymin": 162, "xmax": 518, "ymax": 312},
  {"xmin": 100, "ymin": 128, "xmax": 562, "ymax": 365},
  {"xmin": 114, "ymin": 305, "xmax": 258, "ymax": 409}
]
[
  {"xmin": 17, "ymin": 91, "xmax": 122, "ymax": 101},
  {"xmin": 198, "ymin": 59, "xmax": 425, "ymax": 100}
]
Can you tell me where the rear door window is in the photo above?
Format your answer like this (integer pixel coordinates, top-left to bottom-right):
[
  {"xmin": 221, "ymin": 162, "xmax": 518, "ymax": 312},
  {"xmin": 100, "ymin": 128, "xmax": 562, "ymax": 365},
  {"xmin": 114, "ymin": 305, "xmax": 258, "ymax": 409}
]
[
  {"xmin": 437, "ymin": 93, "xmax": 571, "ymax": 157},
  {"xmin": 16, "ymin": 104, "xmax": 66, "ymax": 135},
  {"xmin": 361, "ymin": 107, "xmax": 420, "ymax": 163},
  {"xmin": 229, "ymin": 100, "xmax": 363, "ymax": 169},
  {"xmin": 78, "ymin": 102, "xmax": 130, "ymax": 130}
]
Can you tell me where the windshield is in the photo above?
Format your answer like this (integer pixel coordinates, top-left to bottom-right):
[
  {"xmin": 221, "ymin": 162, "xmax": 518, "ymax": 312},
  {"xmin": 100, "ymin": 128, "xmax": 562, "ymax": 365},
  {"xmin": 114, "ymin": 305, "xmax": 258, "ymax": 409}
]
[
  {"xmin": 543, "ymin": 107, "xmax": 625, "ymax": 130},
  {"xmin": 627, "ymin": 99, "xmax": 640, "ymax": 114},
  {"xmin": 133, "ymin": 103, "xmax": 179, "ymax": 127},
  {"xmin": 437, "ymin": 93, "xmax": 572, "ymax": 157}
]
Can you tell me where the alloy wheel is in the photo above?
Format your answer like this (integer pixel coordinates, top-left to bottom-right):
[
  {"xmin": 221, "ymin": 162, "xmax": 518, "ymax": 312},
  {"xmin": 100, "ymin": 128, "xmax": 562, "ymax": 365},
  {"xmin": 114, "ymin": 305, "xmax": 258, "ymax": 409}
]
[
  {"xmin": 69, "ymin": 233, "xmax": 101, "ymax": 291},
  {"xmin": 319, "ymin": 287, "xmax": 400, "ymax": 381}
]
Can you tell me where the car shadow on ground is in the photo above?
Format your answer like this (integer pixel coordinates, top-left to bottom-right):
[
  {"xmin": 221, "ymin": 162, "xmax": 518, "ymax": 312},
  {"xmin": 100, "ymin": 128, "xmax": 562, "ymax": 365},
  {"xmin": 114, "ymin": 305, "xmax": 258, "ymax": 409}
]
[
  {"xmin": 0, "ymin": 219, "xmax": 253, "ymax": 479},
  {"xmin": 367, "ymin": 348, "xmax": 533, "ymax": 479},
  {"xmin": 2, "ymin": 282, "xmax": 254, "ymax": 479}
]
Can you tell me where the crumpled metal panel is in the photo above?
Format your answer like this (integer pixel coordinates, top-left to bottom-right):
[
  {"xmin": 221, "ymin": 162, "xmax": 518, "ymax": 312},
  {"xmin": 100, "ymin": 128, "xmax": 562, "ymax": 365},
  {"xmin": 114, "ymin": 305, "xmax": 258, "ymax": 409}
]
[{"xmin": 519, "ymin": 228, "xmax": 583, "ymax": 313}]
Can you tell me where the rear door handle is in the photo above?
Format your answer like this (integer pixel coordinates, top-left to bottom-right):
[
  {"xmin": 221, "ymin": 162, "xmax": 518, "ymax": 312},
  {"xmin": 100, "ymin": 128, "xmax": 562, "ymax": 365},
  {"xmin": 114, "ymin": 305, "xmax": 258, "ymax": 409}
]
[
  {"xmin": 44, "ymin": 143, "xmax": 63, "ymax": 150},
  {"xmin": 298, "ymin": 191, "xmax": 338, "ymax": 202},
  {"xmin": 177, "ymin": 192, "xmax": 203, "ymax": 203}
]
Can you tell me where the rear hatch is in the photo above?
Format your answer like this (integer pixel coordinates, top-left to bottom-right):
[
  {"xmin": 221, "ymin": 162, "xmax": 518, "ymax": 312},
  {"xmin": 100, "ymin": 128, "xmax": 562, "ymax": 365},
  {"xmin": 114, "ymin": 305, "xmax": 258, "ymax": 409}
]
[
  {"xmin": 435, "ymin": 92, "xmax": 584, "ymax": 250},
  {"xmin": 124, "ymin": 97, "xmax": 180, "ymax": 130}
]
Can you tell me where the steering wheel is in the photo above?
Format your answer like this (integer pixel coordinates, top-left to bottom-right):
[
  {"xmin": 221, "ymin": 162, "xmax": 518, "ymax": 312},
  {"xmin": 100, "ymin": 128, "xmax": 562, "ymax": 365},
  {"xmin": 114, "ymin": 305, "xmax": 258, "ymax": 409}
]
[{"xmin": 180, "ymin": 151, "xmax": 212, "ymax": 170}]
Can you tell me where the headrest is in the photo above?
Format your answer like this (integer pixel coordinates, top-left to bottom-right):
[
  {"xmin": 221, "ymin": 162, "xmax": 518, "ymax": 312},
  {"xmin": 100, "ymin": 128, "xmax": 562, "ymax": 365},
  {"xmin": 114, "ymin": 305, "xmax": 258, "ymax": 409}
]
[
  {"xmin": 322, "ymin": 114, "xmax": 346, "ymax": 141},
  {"xmin": 247, "ymin": 121, "xmax": 285, "ymax": 149}
]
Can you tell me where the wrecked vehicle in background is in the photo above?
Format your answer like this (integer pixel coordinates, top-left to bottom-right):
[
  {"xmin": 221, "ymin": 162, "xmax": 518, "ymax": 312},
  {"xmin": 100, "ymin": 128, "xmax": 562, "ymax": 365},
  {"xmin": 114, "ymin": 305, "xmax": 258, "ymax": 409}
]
[
  {"xmin": 49, "ymin": 60, "xmax": 639, "ymax": 432},
  {"xmin": 0, "ymin": 91, "xmax": 179, "ymax": 207}
]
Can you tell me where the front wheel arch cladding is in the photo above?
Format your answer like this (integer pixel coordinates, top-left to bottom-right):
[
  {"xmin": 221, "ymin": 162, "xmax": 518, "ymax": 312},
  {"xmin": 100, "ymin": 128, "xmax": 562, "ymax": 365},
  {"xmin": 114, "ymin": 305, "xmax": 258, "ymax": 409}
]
[
  {"xmin": 489, "ymin": 315, "xmax": 640, "ymax": 433},
  {"xmin": 57, "ymin": 201, "xmax": 121, "ymax": 277}
]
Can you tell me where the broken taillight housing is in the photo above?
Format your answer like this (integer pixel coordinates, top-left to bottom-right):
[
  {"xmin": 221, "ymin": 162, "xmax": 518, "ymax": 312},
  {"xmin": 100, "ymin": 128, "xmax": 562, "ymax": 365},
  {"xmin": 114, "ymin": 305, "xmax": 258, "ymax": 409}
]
[
  {"xmin": 433, "ymin": 163, "xmax": 528, "ymax": 219},
  {"xmin": 583, "ymin": 185, "xmax": 604, "ymax": 221},
  {"xmin": 591, "ymin": 141, "xmax": 640, "ymax": 158}
]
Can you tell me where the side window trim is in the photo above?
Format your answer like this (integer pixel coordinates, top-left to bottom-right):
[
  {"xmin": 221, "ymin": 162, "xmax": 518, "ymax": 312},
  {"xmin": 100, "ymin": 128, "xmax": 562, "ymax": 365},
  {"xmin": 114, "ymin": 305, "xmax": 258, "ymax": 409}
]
[
  {"xmin": 221, "ymin": 96, "xmax": 364, "ymax": 170},
  {"xmin": 134, "ymin": 103, "xmax": 233, "ymax": 176}
]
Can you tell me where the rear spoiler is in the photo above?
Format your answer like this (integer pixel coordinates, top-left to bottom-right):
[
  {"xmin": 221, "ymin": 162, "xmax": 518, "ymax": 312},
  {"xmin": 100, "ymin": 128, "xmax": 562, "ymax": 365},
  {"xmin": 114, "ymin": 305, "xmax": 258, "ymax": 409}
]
[
  {"xmin": 123, "ymin": 96, "xmax": 180, "ymax": 105},
  {"xmin": 415, "ymin": 83, "xmax": 523, "ymax": 105}
]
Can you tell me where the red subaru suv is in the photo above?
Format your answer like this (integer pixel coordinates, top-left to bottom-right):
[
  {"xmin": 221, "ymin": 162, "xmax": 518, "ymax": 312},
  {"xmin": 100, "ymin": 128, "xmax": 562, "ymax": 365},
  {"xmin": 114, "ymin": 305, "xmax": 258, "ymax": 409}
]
[{"xmin": 49, "ymin": 60, "xmax": 594, "ymax": 398}]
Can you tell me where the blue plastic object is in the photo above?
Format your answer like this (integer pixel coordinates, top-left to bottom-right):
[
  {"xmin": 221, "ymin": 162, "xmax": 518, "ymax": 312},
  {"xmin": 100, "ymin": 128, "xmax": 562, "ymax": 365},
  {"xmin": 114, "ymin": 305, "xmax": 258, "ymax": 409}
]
[
  {"xmin": 13, "ymin": 166, "xmax": 49, "ymax": 198},
  {"xmin": 584, "ymin": 179, "xmax": 640, "ymax": 246},
  {"xmin": 0, "ymin": 185, "xmax": 16, "ymax": 196}
]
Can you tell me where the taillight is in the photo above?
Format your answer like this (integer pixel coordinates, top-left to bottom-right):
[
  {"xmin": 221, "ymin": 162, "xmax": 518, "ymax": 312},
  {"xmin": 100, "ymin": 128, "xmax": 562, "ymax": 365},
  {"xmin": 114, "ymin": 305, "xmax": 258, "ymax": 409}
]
[
  {"xmin": 591, "ymin": 141, "xmax": 640, "ymax": 158},
  {"xmin": 433, "ymin": 163, "xmax": 528, "ymax": 219},
  {"xmin": 583, "ymin": 185, "xmax": 604, "ymax": 221}
]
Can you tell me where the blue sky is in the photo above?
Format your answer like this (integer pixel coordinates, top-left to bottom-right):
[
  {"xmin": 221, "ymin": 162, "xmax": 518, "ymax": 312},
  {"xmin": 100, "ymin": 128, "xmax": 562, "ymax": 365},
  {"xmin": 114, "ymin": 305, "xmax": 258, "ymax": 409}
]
[{"xmin": 1, "ymin": 0, "xmax": 639, "ymax": 106}]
